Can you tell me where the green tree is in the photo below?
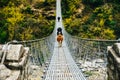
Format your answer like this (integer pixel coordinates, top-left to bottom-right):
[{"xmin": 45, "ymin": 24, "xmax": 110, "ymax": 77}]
[
  {"xmin": 19, "ymin": 27, "xmax": 33, "ymax": 40},
  {"xmin": 62, "ymin": 0, "xmax": 81, "ymax": 18},
  {"xmin": 0, "ymin": 10, "xmax": 8, "ymax": 43},
  {"xmin": 3, "ymin": 2, "xmax": 24, "ymax": 40},
  {"xmin": 0, "ymin": 0, "xmax": 55, "ymax": 43},
  {"xmin": 0, "ymin": 0, "xmax": 10, "ymax": 7},
  {"xmin": 82, "ymin": 0, "xmax": 104, "ymax": 7}
]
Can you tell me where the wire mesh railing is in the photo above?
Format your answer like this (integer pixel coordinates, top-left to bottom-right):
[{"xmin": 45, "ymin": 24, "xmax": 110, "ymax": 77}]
[
  {"xmin": 3, "ymin": 28, "xmax": 56, "ymax": 79},
  {"xmin": 64, "ymin": 31, "xmax": 120, "ymax": 62},
  {"xmin": 14, "ymin": 35, "xmax": 55, "ymax": 66},
  {"xmin": 63, "ymin": 29, "xmax": 120, "ymax": 79}
]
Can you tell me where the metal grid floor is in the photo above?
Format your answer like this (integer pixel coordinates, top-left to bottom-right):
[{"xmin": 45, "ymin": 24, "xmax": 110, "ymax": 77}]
[{"xmin": 44, "ymin": 42, "xmax": 87, "ymax": 80}]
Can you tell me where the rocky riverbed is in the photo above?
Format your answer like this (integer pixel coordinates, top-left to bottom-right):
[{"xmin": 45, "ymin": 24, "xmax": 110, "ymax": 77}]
[{"xmin": 78, "ymin": 59, "xmax": 107, "ymax": 80}]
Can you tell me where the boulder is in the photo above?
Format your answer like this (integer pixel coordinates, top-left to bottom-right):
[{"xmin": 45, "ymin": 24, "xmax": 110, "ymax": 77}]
[
  {"xmin": 107, "ymin": 43, "xmax": 120, "ymax": 80},
  {"xmin": 112, "ymin": 43, "xmax": 120, "ymax": 57},
  {"xmin": 0, "ymin": 51, "xmax": 3, "ymax": 61},
  {"xmin": 7, "ymin": 47, "xmax": 29, "ymax": 68},
  {"xmin": 6, "ymin": 44, "xmax": 24, "ymax": 61},
  {"xmin": 0, "ymin": 64, "xmax": 11, "ymax": 79}
]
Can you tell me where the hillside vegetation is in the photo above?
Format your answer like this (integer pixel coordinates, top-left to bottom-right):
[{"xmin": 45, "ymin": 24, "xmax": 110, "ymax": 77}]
[
  {"xmin": 1, "ymin": 0, "xmax": 120, "ymax": 43},
  {"xmin": 0, "ymin": 0, "xmax": 56, "ymax": 43},
  {"xmin": 62, "ymin": 0, "xmax": 120, "ymax": 40}
]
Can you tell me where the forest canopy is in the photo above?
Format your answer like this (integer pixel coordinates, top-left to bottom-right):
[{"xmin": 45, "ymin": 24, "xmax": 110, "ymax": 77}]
[
  {"xmin": 62, "ymin": 0, "xmax": 120, "ymax": 40},
  {"xmin": 1, "ymin": 0, "xmax": 120, "ymax": 43},
  {"xmin": 0, "ymin": 0, "xmax": 55, "ymax": 43}
]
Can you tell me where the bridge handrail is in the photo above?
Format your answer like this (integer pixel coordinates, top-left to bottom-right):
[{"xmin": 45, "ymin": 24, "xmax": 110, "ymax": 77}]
[
  {"xmin": 8, "ymin": 27, "xmax": 56, "ymax": 66},
  {"xmin": 63, "ymin": 28, "xmax": 120, "ymax": 63},
  {"xmin": 72, "ymin": 36, "xmax": 120, "ymax": 42}
]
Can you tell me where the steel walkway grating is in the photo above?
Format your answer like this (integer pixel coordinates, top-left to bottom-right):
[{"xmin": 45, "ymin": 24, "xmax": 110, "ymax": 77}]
[
  {"xmin": 44, "ymin": 42, "xmax": 87, "ymax": 80},
  {"xmin": 44, "ymin": 0, "xmax": 87, "ymax": 79}
]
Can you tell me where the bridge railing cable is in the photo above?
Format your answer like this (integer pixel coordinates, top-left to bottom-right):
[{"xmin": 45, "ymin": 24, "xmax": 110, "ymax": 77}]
[
  {"xmin": 5, "ymin": 27, "xmax": 56, "ymax": 79},
  {"xmin": 64, "ymin": 31, "xmax": 120, "ymax": 62},
  {"xmin": 11, "ymin": 35, "xmax": 54, "ymax": 65},
  {"xmin": 63, "ymin": 27, "xmax": 120, "ymax": 79}
]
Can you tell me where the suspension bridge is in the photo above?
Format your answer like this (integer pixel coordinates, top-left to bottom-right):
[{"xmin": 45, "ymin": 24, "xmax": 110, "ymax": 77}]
[{"xmin": 0, "ymin": 0, "xmax": 120, "ymax": 80}]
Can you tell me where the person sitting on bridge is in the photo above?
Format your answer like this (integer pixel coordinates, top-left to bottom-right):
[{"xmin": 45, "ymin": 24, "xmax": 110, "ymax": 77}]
[
  {"xmin": 57, "ymin": 17, "xmax": 60, "ymax": 22},
  {"xmin": 57, "ymin": 32, "xmax": 63, "ymax": 47}
]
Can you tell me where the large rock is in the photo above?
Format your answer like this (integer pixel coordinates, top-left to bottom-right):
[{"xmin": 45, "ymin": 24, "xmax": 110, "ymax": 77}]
[
  {"xmin": 6, "ymin": 71, "xmax": 20, "ymax": 80},
  {"xmin": 6, "ymin": 44, "xmax": 24, "ymax": 61},
  {"xmin": 107, "ymin": 43, "xmax": 120, "ymax": 80},
  {"xmin": 0, "ymin": 64, "xmax": 11, "ymax": 79},
  {"xmin": 112, "ymin": 43, "xmax": 120, "ymax": 57},
  {"xmin": 0, "ymin": 43, "xmax": 29, "ymax": 80},
  {"xmin": 0, "ymin": 45, "xmax": 3, "ymax": 61},
  {"xmin": 0, "ymin": 64, "xmax": 21, "ymax": 80},
  {"xmin": 0, "ymin": 51, "xmax": 3, "ymax": 61},
  {"xmin": 7, "ymin": 47, "xmax": 29, "ymax": 68}
]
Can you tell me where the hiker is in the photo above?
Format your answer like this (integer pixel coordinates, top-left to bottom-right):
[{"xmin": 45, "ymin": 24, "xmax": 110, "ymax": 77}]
[
  {"xmin": 57, "ymin": 32, "xmax": 63, "ymax": 47},
  {"xmin": 57, "ymin": 31, "xmax": 63, "ymax": 35},
  {"xmin": 57, "ymin": 27, "xmax": 62, "ymax": 32},
  {"xmin": 57, "ymin": 17, "xmax": 60, "ymax": 22},
  {"xmin": 57, "ymin": 27, "xmax": 62, "ymax": 35}
]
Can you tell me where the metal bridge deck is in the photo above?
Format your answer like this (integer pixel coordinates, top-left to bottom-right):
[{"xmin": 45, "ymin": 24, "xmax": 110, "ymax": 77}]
[
  {"xmin": 45, "ymin": 42, "xmax": 86, "ymax": 80},
  {"xmin": 44, "ymin": 0, "xmax": 87, "ymax": 79}
]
